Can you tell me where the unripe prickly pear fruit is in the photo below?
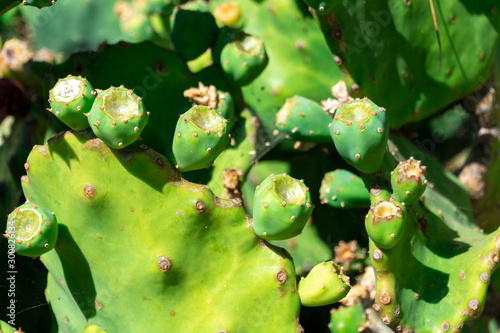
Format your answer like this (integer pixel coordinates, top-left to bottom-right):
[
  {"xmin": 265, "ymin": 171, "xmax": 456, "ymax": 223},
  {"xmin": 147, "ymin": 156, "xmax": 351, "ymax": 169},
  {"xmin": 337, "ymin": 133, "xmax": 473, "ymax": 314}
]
[
  {"xmin": 219, "ymin": 31, "xmax": 268, "ymax": 86},
  {"xmin": 88, "ymin": 86, "xmax": 149, "ymax": 149},
  {"xmin": 252, "ymin": 174, "xmax": 313, "ymax": 240},
  {"xmin": 20, "ymin": 0, "xmax": 55, "ymax": 8},
  {"xmin": 365, "ymin": 199, "xmax": 406, "ymax": 249},
  {"xmin": 276, "ymin": 95, "xmax": 333, "ymax": 143},
  {"xmin": 303, "ymin": 0, "xmax": 341, "ymax": 14},
  {"xmin": 171, "ymin": 105, "xmax": 230, "ymax": 172},
  {"xmin": 83, "ymin": 324, "xmax": 108, "ymax": 333},
  {"xmin": 170, "ymin": 4, "xmax": 218, "ymax": 61},
  {"xmin": 329, "ymin": 304, "xmax": 366, "ymax": 333},
  {"xmin": 391, "ymin": 157, "xmax": 427, "ymax": 205},
  {"xmin": 320, "ymin": 169, "xmax": 370, "ymax": 209},
  {"xmin": 4, "ymin": 203, "xmax": 58, "ymax": 257},
  {"xmin": 330, "ymin": 98, "xmax": 389, "ymax": 174},
  {"xmin": 48, "ymin": 75, "xmax": 96, "ymax": 130},
  {"xmin": 298, "ymin": 261, "xmax": 351, "ymax": 307}
]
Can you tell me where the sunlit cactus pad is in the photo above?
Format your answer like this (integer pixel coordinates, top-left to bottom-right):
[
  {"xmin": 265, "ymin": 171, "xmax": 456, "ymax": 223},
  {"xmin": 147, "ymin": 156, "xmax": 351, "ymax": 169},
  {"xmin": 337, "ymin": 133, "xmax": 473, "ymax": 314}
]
[{"xmin": 21, "ymin": 130, "xmax": 301, "ymax": 332}]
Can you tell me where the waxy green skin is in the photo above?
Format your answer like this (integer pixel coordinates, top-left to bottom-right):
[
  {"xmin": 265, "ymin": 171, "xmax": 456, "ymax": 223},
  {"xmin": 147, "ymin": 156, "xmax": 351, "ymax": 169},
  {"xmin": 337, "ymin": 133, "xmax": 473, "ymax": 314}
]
[
  {"xmin": 220, "ymin": 33, "xmax": 268, "ymax": 86},
  {"xmin": 171, "ymin": 105, "xmax": 230, "ymax": 172},
  {"xmin": 170, "ymin": 5, "xmax": 218, "ymax": 61},
  {"xmin": 329, "ymin": 304, "xmax": 365, "ymax": 333},
  {"xmin": 253, "ymin": 174, "xmax": 313, "ymax": 240},
  {"xmin": 330, "ymin": 98, "xmax": 389, "ymax": 174},
  {"xmin": 298, "ymin": 261, "xmax": 350, "ymax": 307},
  {"xmin": 5, "ymin": 202, "xmax": 58, "ymax": 257},
  {"xmin": 319, "ymin": 169, "xmax": 370, "ymax": 209},
  {"xmin": 275, "ymin": 95, "xmax": 333, "ymax": 143},
  {"xmin": 21, "ymin": 130, "xmax": 302, "ymax": 332},
  {"xmin": 391, "ymin": 158, "xmax": 427, "ymax": 205},
  {"xmin": 365, "ymin": 199, "xmax": 406, "ymax": 250},
  {"xmin": 88, "ymin": 86, "xmax": 149, "ymax": 149},
  {"xmin": 49, "ymin": 75, "xmax": 95, "ymax": 131}
]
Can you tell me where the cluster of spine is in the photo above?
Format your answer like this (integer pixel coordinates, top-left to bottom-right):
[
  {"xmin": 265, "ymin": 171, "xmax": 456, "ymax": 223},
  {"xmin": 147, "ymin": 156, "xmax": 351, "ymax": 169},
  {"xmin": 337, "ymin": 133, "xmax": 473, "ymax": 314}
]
[
  {"xmin": 330, "ymin": 98, "xmax": 389, "ymax": 174},
  {"xmin": 298, "ymin": 260, "xmax": 351, "ymax": 307},
  {"xmin": 252, "ymin": 173, "xmax": 313, "ymax": 240},
  {"xmin": 320, "ymin": 169, "xmax": 370, "ymax": 209},
  {"xmin": 275, "ymin": 95, "xmax": 333, "ymax": 142},
  {"xmin": 48, "ymin": 75, "xmax": 149, "ymax": 149},
  {"xmin": 171, "ymin": 105, "xmax": 230, "ymax": 172},
  {"xmin": 3, "ymin": 202, "xmax": 58, "ymax": 257}
]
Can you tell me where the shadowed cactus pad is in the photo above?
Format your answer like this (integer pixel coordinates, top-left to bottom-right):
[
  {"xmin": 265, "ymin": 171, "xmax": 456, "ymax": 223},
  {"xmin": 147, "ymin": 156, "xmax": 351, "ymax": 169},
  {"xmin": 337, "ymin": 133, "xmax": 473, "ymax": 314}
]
[
  {"xmin": 330, "ymin": 98, "xmax": 389, "ymax": 174},
  {"xmin": 365, "ymin": 199, "xmax": 406, "ymax": 250},
  {"xmin": 252, "ymin": 174, "xmax": 313, "ymax": 240},
  {"xmin": 298, "ymin": 261, "xmax": 351, "ymax": 307},
  {"xmin": 171, "ymin": 105, "xmax": 230, "ymax": 171},
  {"xmin": 391, "ymin": 157, "xmax": 427, "ymax": 205},
  {"xmin": 275, "ymin": 95, "xmax": 333, "ymax": 142},
  {"xmin": 4, "ymin": 202, "xmax": 58, "ymax": 257},
  {"xmin": 48, "ymin": 75, "xmax": 96, "ymax": 130},
  {"xmin": 88, "ymin": 86, "xmax": 149, "ymax": 149},
  {"xmin": 21, "ymin": 130, "xmax": 302, "ymax": 331}
]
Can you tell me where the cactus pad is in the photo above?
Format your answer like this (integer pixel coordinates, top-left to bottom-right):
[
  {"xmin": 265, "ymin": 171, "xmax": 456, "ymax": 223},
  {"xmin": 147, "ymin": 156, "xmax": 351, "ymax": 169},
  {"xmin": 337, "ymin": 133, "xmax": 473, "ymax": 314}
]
[
  {"xmin": 21, "ymin": 130, "xmax": 302, "ymax": 332},
  {"xmin": 4, "ymin": 202, "xmax": 58, "ymax": 257},
  {"xmin": 48, "ymin": 75, "xmax": 95, "ymax": 131},
  {"xmin": 88, "ymin": 86, "xmax": 149, "ymax": 149}
]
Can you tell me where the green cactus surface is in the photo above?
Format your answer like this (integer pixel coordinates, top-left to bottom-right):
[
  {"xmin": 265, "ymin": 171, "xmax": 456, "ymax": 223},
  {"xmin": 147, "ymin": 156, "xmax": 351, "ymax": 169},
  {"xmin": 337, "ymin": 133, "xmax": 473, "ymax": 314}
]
[
  {"xmin": 298, "ymin": 261, "xmax": 351, "ymax": 307},
  {"xmin": 171, "ymin": 105, "xmax": 230, "ymax": 172},
  {"xmin": 88, "ymin": 86, "xmax": 149, "ymax": 149},
  {"xmin": 4, "ymin": 202, "xmax": 58, "ymax": 257},
  {"xmin": 20, "ymin": 130, "xmax": 302, "ymax": 332},
  {"xmin": 303, "ymin": 0, "xmax": 341, "ymax": 14},
  {"xmin": 19, "ymin": 0, "xmax": 54, "ymax": 8},
  {"xmin": 319, "ymin": 169, "xmax": 370, "ymax": 209},
  {"xmin": 330, "ymin": 98, "xmax": 389, "ymax": 174},
  {"xmin": 275, "ymin": 95, "xmax": 333, "ymax": 143},
  {"xmin": 48, "ymin": 75, "xmax": 95, "ymax": 131},
  {"xmin": 329, "ymin": 304, "xmax": 366, "ymax": 333},
  {"xmin": 365, "ymin": 199, "xmax": 406, "ymax": 250},
  {"xmin": 252, "ymin": 174, "xmax": 313, "ymax": 240}
]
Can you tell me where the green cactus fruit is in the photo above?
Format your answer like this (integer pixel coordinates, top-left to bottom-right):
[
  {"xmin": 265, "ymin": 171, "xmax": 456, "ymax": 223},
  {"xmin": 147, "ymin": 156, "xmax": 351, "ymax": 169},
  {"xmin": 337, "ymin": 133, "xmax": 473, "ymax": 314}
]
[
  {"xmin": 303, "ymin": 0, "xmax": 341, "ymax": 14},
  {"xmin": 319, "ymin": 169, "xmax": 370, "ymax": 209},
  {"xmin": 275, "ymin": 95, "xmax": 333, "ymax": 143},
  {"xmin": 171, "ymin": 105, "xmax": 230, "ymax": 172},
  {"xmin": 20, "ymin": 0, "xmax": 55, "ymax": 8},
  {"xmin": 48, "ymin": 75, "xmax": 96, "ymax": 131},
  {"xmin": 170, "ymin": 5, "xmax": 218, "ymax": 61},
  {"xmin": 252, "ymin": 174, "xmax": 313, "ymax": 240},
  {"xmin": 330, "ymin": 98, "xmax": 389, "ymax": 174},
  {"xmin": 365, "ymin": 199, "xmax": 406, "ymax": 250},
  {"xmin": 329, "ymin": 304, "xmax": 365, "ymax": 333},
  {"xmin": 4, "ymin": 202, "xmax": 58, "ymax": 257},
  {"xmin": 391, "ymin": 157, "xmax": 427, "ymax": 205},
  {"xmin": 298, "ymin": 261, "xmax": 351, "ymax": 307},
  {"xmin": 219, "ymin": 32, "xmax": 268, "ymax": 86},
  {"xmin": 183, "ymin": 82, "xmax": 235, "ymax": 125},
  {"xmin": 88, "ymin": 86, "xmax": 149, "ymax": 149}
]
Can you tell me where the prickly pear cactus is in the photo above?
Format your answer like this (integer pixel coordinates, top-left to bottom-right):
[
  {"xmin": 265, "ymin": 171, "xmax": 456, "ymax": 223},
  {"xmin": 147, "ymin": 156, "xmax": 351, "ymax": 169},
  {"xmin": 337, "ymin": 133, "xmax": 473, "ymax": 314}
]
[{"xmin": 21, "ymin": 130, "xmax": 302, "ymax": 332}]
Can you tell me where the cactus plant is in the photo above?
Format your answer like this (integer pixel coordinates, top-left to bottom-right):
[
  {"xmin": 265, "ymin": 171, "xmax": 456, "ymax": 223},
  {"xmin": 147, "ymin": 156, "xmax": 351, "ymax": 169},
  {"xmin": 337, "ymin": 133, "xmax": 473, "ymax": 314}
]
[{"xmin": 1, "ymin": 0, "xmax": 500, "ymax": 332}]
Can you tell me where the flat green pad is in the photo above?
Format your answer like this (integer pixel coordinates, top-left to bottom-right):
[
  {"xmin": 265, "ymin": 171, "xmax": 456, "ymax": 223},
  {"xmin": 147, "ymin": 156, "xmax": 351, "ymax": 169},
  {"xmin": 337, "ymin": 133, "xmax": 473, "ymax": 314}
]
[{"xmin": 21, "ymin": 130, "xmax": 301, "ymax": 332}]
